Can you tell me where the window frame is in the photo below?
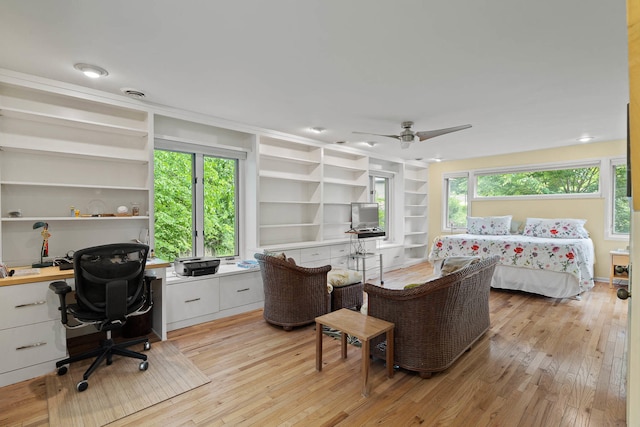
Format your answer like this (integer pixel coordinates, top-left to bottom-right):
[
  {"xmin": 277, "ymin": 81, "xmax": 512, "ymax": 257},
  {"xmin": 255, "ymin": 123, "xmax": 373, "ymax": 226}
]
[
  {"xmin": 154, "ymin": 138, "xmax": 245, "ymax": 260},
  {"xmin": 369, "ymin": 171, "xmax": 393, "ymax": 240},
  {"xmin": 442, "ymin": 172, "xmax": 470, "ymax": 232},
  {"xmin": 471, "ymin": 160, "xmax": 603, "ymax": 201},
  {"xmin": 606, "ymin": 157, "xmax": 630, "ymax": 240}
]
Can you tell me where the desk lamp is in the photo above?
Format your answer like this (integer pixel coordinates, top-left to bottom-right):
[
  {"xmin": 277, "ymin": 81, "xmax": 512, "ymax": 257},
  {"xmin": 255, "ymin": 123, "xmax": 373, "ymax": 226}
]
[{"xmin": 32, "ymin": 221, "xmax": 54, "ymax": 268}]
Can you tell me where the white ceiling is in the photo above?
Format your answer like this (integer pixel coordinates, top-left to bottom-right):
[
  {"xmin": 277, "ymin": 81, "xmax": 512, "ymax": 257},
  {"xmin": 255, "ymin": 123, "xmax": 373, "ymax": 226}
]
[{"xmin": 0, "ymin": 0, "xmax": 629, "ymax": 162}]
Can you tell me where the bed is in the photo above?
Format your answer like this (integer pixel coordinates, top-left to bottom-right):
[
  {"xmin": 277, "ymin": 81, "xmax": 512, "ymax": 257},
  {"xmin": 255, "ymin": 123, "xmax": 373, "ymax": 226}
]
[{"xmin": 428, "ymin": 217, "xmax": 595, "ymax": 299}]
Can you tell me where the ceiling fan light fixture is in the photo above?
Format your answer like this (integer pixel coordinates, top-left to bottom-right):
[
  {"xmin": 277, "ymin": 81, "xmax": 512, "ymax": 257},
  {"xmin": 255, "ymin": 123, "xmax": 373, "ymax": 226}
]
[
  {"xmin": 400, "ymin": 141, "xmax": 412, "ymax": 149},
  {"xmin": 74, "ymin": 63, "xmax": 108, "ymax": 78}
]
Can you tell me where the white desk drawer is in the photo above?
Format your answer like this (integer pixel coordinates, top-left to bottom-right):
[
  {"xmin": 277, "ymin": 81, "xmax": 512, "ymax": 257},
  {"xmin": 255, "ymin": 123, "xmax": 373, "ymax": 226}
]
[
  {"xmin": 0, "ymin": 281, "xmax": 62, "ymax": 330},
  {"xmin": 330, "ymin": 244, "xmax": 350, "ymax": 258},
  {"xmin": 166, "ymin": 277, "xmax": 220, "ymax": 323},
  {"xmin": 300, "ymin": 246, "xmax": 331, "ymax": 264},
  {"xmin": 0, "ymin": 320, "xmax": 66, "ymax": 374},
  {"xmin": 220, "ymin": 272, "xmax": 263, "ymax": 310}
]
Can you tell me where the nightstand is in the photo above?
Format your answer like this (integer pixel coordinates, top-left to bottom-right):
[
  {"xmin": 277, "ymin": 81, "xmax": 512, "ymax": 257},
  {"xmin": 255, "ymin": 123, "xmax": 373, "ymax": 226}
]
[{"xmin": 610, "ymin": 250, "xmax": 630, "ymax": 288}]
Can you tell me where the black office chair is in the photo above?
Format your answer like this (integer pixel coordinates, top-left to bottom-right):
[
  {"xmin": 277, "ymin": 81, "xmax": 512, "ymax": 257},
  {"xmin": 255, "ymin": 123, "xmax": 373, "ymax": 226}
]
[{"xmin": 49, "ymin": 243, "xmax": 152, "ymax": 392}]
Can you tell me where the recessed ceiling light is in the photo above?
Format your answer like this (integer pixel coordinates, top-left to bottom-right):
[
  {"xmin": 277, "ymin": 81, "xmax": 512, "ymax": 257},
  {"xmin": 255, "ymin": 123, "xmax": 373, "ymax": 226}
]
[
  {"xmin": 309, "ymin": 127, "xmax": 325, "ymax": 134},
  {"xmin": 74, "ymin": 63, "xmax": 108, "ymax": 78},
  {"xmin": 429, "ymin": 157, "xmax": 443, "ymax": 162},
  {"xmin": 335, "ymin": 140, "xmax": 347, "ymax": 144},
  {"xmin": 365, "ymin": 141, "xmax": 377, "ymax": 147},
  {"xmin": 577, "ymin": 136, "xmax": 594, "ymax": 143}
]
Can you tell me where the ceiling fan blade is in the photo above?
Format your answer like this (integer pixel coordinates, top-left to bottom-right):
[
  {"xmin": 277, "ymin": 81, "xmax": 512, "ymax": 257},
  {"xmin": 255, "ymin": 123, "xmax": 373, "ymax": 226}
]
[
  {"xmin": 352, "ymin": 131, "xmax": 401, "ymax": 140},
  {"xmin": 415, "ymin": 124, "xmax": 472, "ymax": 142}
]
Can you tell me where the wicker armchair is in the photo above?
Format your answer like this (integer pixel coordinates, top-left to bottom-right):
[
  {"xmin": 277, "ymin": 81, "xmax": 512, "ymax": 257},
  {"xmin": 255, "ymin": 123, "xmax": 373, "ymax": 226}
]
[
  {"xmin": 364, "ymin": 255, "xmax": 499, "ymax": 378},
  {"xmin": 255, "ymin": 253, "xmax": 332, "ymax": 331}
]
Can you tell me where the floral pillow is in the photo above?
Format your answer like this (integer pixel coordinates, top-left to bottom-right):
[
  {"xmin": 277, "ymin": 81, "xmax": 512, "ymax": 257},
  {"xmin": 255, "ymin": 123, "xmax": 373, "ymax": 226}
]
[
  {"xmin": 522, "ymin": 218, "xmax": 589, "ymax": 239},
  {"xmin": 467, "ymin": 215, "xmax": 512, "ymax": 235}
]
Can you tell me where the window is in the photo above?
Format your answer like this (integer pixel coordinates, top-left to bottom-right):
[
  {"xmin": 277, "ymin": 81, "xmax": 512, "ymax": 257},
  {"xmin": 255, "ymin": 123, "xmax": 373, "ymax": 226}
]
[
  {"xmin": 370, "ymin": 173, "xmax": 391, "ymax": 237},
  {"xmin": 611, "ymin": 160, "xmax": 630, "ymax": 236},
  {"xmin": 444, "ymin": 174, "xmax": 469, "ymax": 230},
  {"xmin": 154, "ymin": 146, "xmax": 239, "ymax": 261},
  {"xmin": 475, "ymin": 164, "xmax": 600, "ymax": 198}
]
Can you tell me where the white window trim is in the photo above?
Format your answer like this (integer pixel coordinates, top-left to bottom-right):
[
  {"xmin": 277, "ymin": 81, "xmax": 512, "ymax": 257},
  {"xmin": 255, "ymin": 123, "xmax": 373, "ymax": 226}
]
[
  {"xmin": 442, "ymin": 171, "xmax": 470, "ymax": 232},
  {"xmin": 605, "ymin": 157, "xmax": 630, "ymax": 241},
  {"xmin": 471, "ymin": 159, "xmax": 603, "ymax": 200},
  {"xmin": 370, "ymin": 170, "xmax": 394, "ymax": 241}
]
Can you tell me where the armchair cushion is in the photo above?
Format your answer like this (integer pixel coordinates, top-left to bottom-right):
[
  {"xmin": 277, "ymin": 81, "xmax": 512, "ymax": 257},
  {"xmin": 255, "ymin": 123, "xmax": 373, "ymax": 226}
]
[{"xmin": 328, "ymin": 268, "xmax": 362, "ymax": 287}]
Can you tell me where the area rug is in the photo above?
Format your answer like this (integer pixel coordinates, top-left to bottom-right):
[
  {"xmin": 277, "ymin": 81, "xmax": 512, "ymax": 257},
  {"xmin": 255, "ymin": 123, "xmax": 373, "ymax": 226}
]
[
  {"xmin": 46, "ymin": 340, "xmax": 210, "ymax": 426},
  {"xmin": 322, "ymin": 325, "xmax": 362, "ymax": 347}
]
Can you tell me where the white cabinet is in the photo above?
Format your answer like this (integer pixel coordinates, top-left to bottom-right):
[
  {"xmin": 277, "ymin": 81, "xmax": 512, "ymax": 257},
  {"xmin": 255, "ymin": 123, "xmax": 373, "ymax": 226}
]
[
  {"xmin": 166, "ymin": 268, "xmax": 263, "ymax": 331},
  {"xmin": 0, "ymin": 82, "xmax": 151, "ymax": 266},
  {"xmin": 0, "ymin": 281, "xmax": 67, "ymax": 387},
  {"xmin": 219, "ymin": 271, "xmax": 263, "ymax": 310},
  {"xmin": 403, "ymin": 163, "xmax": 429, "ymax": 264},
  {"xmin": 166, "ymin": 276, "xmax": 220, "ymax": 324},
  {"xmin": 258, "ymin": 137, "xmax": 322, "ymax": 246},
  {"xmin": 322, "ymin": 148, "xmax": 368, "ymax": 241}
]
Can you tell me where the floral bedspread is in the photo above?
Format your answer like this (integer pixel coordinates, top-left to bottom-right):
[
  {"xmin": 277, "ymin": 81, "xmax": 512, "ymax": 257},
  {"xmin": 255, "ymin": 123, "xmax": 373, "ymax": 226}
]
[{"xmin": 429, "ymin": 234, "xmax": 595, "ymax": 288}]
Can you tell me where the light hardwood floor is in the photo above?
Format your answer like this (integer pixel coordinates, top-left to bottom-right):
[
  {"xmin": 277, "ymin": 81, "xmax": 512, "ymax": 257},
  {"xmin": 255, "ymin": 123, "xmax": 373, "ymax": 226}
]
[{"xmin": 0, "ymin": 263, "xmax": 628, "ymax": 426}]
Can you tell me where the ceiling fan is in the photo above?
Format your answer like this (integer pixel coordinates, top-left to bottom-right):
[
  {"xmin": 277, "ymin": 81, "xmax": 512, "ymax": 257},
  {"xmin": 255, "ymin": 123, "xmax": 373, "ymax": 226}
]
[{"xmin": 353, "ymin": 121, "xmax": 472, "ymax": 149}]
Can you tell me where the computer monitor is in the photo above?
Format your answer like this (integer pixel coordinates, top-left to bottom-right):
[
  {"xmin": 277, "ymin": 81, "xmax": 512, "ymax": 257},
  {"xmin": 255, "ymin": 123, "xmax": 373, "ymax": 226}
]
[{"xmin": 351, "ymin": 202, "xmax": 379, "ymax": 230}]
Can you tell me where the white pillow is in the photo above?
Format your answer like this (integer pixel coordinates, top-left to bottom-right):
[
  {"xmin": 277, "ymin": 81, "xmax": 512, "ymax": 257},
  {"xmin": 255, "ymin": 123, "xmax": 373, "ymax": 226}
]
[
  {"xmin": 467, "ymin": 215, "xmax": 512, "ymax": 235},
  {"xmin": 522, "ymin": 218, "xmax": 589, "ymax": 239}
]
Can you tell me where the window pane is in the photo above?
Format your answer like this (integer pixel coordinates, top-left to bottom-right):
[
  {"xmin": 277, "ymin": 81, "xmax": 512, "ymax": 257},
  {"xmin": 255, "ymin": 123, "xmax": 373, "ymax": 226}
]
[
  {"xmin": 613, "ymin": 164, "xmax": 630, "ymax": 234},
  {"xmin": 154, "ymin": 150, "xmax": 194, "ymax": 260},
  {"xmin": 476, "ymin": 167, "xmax": 600, "ymax": 197},
  {"xmin": 446, "ymin": 176, "xmax": 468, "ymax": 228},
  {"xmin": 203, "ymin": 156, "xmax": 238, "ymax": 257},
  {"xmin": 372, "ymin": 176, "xmax": 387, "ymax": 231}
]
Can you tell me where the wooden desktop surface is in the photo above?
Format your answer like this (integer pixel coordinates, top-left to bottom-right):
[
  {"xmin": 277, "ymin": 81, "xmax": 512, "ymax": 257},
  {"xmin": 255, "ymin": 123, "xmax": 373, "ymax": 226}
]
[{"xmin": 0, "ymin": 259, "xmax": 170, "ymax": 287}]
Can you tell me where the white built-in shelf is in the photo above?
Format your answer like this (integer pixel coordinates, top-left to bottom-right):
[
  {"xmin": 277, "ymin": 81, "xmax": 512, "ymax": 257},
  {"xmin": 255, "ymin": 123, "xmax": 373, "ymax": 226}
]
[
  {"xmin": 0, "ymin": 107, "xmax": 148, "ymax": 137},
  {"xmin": 0, "ymin": 181, "xmax": 148, "ymax": 191},
  {"xmin": 405, "ymin": 215, "xmax": 427, "ymax": 219},
  {"xmin": 406, "ymin": 204, "xmax": 428, "ymax": 208},
  {"xmin": 0, "ymin": 145, "xmax": 149, "ymax": 164},
  {"xmin": 404, "ymin": 190, "xmax": 428, "ymax": 195},
  {"xmin": 259, "ymin": 171, "xmax": 320, "ymax": 183},
  {"xmin": 323, "ymin": 177, "xmax": 367, "ymax": 187},
  {"xmin": 404, "ymin": 231, "xmax": 428, "ymax": 236},
  {"xmin": 260, "ymin": 223, "xmax": 320, "ymax": 229},
  {"xmin": 2, "ymin": 216, "xmax": 150, "ymax": 222},
  {"xmin": 260, "ymin": 152, "xmax": 320, "ymax": 166},
  {"xmin": 404, "ymin": 243, "xmax": 428, "ymax": 249},
  {"xmin": 260, "ymin": 200, "xmax": 320, "ymax": 205}
]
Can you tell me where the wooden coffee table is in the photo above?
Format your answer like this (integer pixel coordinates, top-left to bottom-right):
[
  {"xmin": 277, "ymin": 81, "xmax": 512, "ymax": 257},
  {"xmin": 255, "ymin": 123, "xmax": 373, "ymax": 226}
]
[{"xmin": 315, "ymin": 308, "xmax": 394, "ymax": 397}]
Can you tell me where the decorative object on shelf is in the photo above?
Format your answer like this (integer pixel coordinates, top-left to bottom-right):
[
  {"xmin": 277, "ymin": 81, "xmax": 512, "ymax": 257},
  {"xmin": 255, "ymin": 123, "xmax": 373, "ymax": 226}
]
[
  {"xmin": 8, "ymin": 209, "xmax": 22, "ymax": 218},
  {"xmin": 117, "ymin": 205, "xmax": 129, "ymax": 214},
  {"xmin": 87, "ymin": 199, "xmax": 106, "ymax": 216},
  {"xmin": 32, "ymin": 221, "xmax": 54, "ymax": 268},
  {"xmin": 131, "ymin": 202, "xmax": 140, "ymax": 216}
]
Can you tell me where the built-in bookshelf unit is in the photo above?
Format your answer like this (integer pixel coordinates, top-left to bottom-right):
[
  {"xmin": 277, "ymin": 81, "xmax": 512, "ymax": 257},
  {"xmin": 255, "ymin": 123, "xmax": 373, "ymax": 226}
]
[
  {"xmin": 0, "ymin": 82, "xmax": 151, "ymax": 266},
  {"xmin": 322, "ymin": 148, "xmax": 368, "ymax": 241},
  {"xmin": 258, "ymin": 137, "xmax": 322, "ymax": 247},
  {"xmin": 403, "ymin": 163, "xmax": 429, "ymax": 264}
]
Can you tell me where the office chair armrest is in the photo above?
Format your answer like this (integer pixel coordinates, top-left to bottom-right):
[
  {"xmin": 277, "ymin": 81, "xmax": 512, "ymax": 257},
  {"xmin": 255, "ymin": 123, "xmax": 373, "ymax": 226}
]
[
  {"xmin": 49, "ymin": 280, "xmax": 72, "ymax": 325},
  {"xmin": 49, "ymin": 281, "xmax": 71, "ymax": 295}
]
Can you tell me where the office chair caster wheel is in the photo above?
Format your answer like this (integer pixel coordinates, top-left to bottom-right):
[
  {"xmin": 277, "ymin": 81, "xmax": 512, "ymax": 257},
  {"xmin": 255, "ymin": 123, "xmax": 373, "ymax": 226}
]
[
  {"xmin": 56, "ymin": 366, "xmax": 68, "ymax": 376},
  {"xmin": 143, "ymin": 341, "xmax": 151, "ymax": 351},
  {"xmin": 139, "ymin": 360, "xmax": 149, "ymax": 371},
  {"xmin": 76, "ymin": 380, "xmax": 89, "ymax": 392}
]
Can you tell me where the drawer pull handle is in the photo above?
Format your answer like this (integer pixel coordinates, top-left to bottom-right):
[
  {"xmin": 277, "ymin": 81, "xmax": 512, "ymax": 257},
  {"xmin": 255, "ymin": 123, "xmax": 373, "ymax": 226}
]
[
  {"xmin": 15, "ymin": 300, "xmax": 47, "ymax": 308},
  {"xmin": 185, "ymin": 298, "xmax": 201, "ymax": 303},
  {"xmin": 17, "ymin": 342, "xmax": 46, "ymax": 350},
  {"xmin": 237, "ymin": 288, "xmax": 250, "ymax": 292}
]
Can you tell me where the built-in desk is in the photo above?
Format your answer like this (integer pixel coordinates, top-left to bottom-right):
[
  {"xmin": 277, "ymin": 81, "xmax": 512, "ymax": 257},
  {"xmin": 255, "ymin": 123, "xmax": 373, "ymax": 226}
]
[{"xmin": 0, "ymin": 260, "xmax": 169, "ymax": 388}]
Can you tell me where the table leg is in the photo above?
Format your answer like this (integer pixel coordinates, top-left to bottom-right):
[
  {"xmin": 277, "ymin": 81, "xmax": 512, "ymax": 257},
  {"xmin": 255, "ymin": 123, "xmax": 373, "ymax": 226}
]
[
  {"xmin": 341, "ymin": 329, "xmax": 347, "ymax": 359},
  {"xmin": 361, "ymin": 339, "xmax": 370, "ymax": 397},
  {"xmin": 386, "ymin": 328, "xmax": 394, "ymax": 378},
  {"xmin": 609, "ymin": 254, "xmax": 614, "ymax": 288},
  {"xmin": 316, "ymin": 322, "xmax": 323, "ymax": 371}
]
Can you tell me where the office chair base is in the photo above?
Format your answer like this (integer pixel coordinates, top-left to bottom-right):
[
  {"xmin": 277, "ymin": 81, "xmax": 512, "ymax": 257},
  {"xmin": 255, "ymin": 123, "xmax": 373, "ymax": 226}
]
[{"xmin": 55, "ymin": 336, "xmax": 151, "ymax": 392}]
